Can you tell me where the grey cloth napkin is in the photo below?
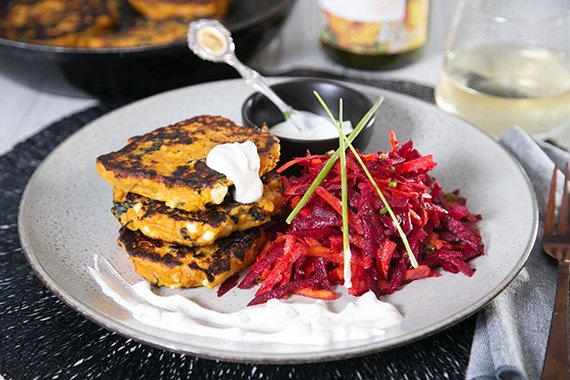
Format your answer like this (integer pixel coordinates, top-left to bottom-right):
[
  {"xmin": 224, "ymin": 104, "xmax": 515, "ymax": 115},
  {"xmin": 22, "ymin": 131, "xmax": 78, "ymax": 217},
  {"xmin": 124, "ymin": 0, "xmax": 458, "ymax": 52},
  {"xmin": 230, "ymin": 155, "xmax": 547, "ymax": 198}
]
[{"xmin": 467, "ymin": 126, "xmax": 568, "ymax": 380}]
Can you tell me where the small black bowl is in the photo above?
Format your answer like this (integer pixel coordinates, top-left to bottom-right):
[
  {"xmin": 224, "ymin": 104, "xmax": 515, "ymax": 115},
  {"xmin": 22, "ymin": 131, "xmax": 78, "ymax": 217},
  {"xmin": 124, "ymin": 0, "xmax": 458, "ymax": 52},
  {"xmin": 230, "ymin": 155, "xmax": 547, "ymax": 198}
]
[{"xmin": 241, "ymin": 78, "xmax": 376, "ymax": 163}]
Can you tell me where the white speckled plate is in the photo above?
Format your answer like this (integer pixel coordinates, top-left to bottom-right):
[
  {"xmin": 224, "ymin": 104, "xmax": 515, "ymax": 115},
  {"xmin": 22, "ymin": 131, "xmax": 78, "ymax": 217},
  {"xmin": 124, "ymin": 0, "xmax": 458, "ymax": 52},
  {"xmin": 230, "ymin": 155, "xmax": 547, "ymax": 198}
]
[{"xmin": 18, "ymin": 78, "xmax": 538, "ymax": 363}]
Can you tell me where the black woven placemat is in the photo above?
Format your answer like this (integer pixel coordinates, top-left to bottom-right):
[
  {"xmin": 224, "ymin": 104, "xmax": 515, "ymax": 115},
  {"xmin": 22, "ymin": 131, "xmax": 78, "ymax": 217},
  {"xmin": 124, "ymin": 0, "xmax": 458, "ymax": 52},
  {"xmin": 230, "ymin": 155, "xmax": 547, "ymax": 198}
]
[{"xmin": 0, "ymin": 79, "xmax": 474, "ymax": 380}]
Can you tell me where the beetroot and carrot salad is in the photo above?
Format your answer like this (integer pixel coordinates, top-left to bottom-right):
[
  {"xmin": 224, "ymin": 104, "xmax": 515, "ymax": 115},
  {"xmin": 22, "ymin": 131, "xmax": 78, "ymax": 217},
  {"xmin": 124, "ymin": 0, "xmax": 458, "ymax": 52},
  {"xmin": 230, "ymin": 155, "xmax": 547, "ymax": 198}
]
[{"xmin": 238, "ymin": 131, "xmax": 484, "ymax": 305}]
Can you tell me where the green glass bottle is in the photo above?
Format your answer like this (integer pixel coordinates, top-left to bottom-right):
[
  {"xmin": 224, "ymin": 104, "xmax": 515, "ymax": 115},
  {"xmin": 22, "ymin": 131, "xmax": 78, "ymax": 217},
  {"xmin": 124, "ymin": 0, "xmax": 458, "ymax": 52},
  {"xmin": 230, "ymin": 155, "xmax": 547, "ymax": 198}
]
[{"xmin": 319, "ymin": 0, "xmax": 430, "ymax": 70}]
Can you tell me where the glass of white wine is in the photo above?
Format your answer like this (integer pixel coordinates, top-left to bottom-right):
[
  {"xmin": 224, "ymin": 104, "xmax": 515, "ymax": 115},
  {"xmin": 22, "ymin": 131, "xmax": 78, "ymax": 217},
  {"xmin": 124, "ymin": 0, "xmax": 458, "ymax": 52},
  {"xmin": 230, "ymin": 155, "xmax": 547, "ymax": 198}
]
[{"xmin": 435, "ymin": 0, "xmax": 570, "ymax": 138}]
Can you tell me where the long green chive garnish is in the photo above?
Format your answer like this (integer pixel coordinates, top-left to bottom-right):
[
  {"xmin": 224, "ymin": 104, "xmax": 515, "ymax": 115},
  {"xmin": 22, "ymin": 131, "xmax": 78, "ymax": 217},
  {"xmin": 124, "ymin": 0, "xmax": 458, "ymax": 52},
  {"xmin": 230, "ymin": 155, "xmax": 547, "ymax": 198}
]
[
  {"xmin": 285, "ymin": 96, "xmax": 384, "ymax": 224},
  {"xmin": 314, "ymin": 92, "xmax": 419, "ymax": 269},
  {"xmin": 338, "ymin": 99, "xmax": 352, "ymax": 288}
]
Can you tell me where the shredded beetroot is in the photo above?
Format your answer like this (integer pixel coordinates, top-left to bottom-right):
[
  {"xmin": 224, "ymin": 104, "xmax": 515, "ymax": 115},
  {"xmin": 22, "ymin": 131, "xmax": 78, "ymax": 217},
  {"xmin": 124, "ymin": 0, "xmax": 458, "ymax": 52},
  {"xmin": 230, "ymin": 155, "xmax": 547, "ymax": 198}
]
[
  {"xmin": 217, "ymin": 274, "xmax": 239, "ymax": 297},
  {"xmin": 239, "ymin": 131, "xmax": 484, "ymax": 304}
]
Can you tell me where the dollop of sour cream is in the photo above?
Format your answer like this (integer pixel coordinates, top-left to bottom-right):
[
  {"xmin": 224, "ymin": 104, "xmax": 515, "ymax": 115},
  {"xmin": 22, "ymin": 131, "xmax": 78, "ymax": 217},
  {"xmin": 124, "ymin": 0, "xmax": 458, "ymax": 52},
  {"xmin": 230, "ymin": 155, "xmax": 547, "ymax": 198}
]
[
  {"xmin": 270, "ymin": 111, "xmax": 353, "ymax": 140},
  {"xmin": 206, "ymin": 141, "xmax": 263, "ymax": 204},
  {"xmin": 89, "ymin": 255, "xmax": 402, "ymax": 345}
]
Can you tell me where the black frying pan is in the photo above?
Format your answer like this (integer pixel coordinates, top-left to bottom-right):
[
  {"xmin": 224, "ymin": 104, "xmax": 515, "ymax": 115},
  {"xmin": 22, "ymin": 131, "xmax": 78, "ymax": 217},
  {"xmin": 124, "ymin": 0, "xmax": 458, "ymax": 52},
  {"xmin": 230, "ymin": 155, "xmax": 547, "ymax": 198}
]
[{"xmin": 0, "ymin": 0, "xmax": 295, "ymax": 99}]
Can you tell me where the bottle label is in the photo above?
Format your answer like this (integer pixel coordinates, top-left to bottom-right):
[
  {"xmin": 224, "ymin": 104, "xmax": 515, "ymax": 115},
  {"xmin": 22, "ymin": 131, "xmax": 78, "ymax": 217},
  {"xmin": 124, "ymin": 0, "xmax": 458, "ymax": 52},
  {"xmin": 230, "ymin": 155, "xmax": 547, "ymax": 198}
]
[{"xmin": 319, "ymin": 0, "xmax": 429, "ymax": 56}]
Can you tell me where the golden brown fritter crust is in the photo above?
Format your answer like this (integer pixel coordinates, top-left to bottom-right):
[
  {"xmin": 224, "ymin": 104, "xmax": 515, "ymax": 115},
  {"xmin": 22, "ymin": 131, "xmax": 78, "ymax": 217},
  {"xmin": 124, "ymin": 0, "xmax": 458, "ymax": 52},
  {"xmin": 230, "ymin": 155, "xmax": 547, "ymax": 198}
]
[
  {"xmin": 96, "ymin": 115, "xmax": 280, "ymax": 212},
  {"xmin": 0, "ymin": 0, "xmax": 119, "ymax": 46},
  {"xmin": 119, "ymin": 227, "xmax": 266, "ymax": 289},
  {"xmin": 113, "ymin": 171, "xmax": 283, "ymax": 246},
  {"xmin": 128, "ymin": 0, "xmax": 229, "ymax": 21},
  {"xmin": 78, "ymin": 19, "xmax": 188, "ymax": 48}
]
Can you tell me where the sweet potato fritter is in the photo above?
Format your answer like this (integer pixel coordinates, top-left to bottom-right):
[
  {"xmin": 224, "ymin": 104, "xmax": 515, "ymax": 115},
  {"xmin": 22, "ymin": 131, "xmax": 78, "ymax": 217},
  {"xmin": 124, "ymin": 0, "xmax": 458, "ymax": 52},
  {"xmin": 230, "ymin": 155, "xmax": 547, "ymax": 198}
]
[
  {"xmin": 79, "ymin": 18, "xmax": 188, "ymax": 48},
  {"xmin": 128, "ymin": 0, "xmax": 229, "ymax": 21},
  {"xmin": 96, "ymin": 115, "xmax": 280, "ymax": 212},
  {"xmin": 0, "ymin": 0, "xmax": 119, "ymax": 46},
  {"xmin": 119, "ymin": 227, "xmax": 266, "ymax": 289},
  {"xmin": 112, "ymin": 171, "xmax": 283, "ymax": 246}
]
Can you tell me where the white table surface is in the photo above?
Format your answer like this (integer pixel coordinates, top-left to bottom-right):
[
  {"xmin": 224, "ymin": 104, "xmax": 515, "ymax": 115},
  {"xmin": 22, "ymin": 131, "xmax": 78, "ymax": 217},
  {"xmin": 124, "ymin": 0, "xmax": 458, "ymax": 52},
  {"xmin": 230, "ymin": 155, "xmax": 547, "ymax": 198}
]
[{"xmin": 0, "ymin": 0, "xmax": 455, "ymax": 156}]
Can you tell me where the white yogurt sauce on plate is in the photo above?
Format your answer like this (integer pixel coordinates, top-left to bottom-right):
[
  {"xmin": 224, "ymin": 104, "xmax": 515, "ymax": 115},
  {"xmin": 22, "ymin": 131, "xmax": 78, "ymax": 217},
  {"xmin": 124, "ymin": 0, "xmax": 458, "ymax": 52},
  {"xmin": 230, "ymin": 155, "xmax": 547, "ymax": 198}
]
[
  {"xmin": 89, "ymin": 255, "xmax": 402, "ymax": 345},
  {"xmin": 206, "ymin": 141, "xmax": 264, "ymax": 203},
  {"xmin": 271, "ymin": 111, "xmax": 353, "ymax": 140}
]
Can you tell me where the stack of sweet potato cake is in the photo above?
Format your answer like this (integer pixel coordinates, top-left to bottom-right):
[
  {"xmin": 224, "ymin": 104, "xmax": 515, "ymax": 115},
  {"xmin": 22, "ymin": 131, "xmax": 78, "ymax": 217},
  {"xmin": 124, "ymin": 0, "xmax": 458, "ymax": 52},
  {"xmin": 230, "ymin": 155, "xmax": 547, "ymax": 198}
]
[{"xmin": 96, "ymin": 115, "xmax": 283, "ymax": 289}]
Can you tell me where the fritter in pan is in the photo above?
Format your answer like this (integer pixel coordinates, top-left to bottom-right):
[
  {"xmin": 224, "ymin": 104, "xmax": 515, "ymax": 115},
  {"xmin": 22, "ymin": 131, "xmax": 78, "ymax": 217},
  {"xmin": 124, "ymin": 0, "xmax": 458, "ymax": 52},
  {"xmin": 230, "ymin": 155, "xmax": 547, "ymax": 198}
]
[
  {"xmin": 0, "ymin": 0, "xmax": 119, "ymax": 46},
  {"xmin": 113, "ymin": 171, "xmax": 283, "ymax": 246},
  {"xmin": 96, "ymin": 115, "xmax": 280, "ymax": 212},
  {"xmin": 80, "ymin": 19, "xmax": 188, "ymax": 48},
  {"xmin": 0, "ymin": 0, "xmax": 230, "ymax": 48},
  {"xmin": 118, "ymin": 227, "xmax": 266, "ymax": 289},
  {"xmin": 128, "ymin": 0, "xmax": 230, "ymax": 21}
]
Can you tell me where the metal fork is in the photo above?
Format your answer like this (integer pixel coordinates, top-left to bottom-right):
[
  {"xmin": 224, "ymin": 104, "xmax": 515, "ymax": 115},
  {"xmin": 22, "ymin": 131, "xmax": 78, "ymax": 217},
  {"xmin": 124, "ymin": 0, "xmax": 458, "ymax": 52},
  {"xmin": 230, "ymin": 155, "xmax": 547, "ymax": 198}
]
[{"xmin": 541, "ymin": 163, "xmax": 570, "ymax": 380}]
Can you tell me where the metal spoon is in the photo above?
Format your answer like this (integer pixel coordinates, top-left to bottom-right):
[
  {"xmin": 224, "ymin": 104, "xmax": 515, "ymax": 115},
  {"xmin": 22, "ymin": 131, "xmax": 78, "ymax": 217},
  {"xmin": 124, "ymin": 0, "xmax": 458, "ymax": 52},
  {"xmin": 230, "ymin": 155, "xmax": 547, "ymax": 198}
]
[{"xmin": 187, "ymin": 19, "xmax": 303, "ymax": 130}]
